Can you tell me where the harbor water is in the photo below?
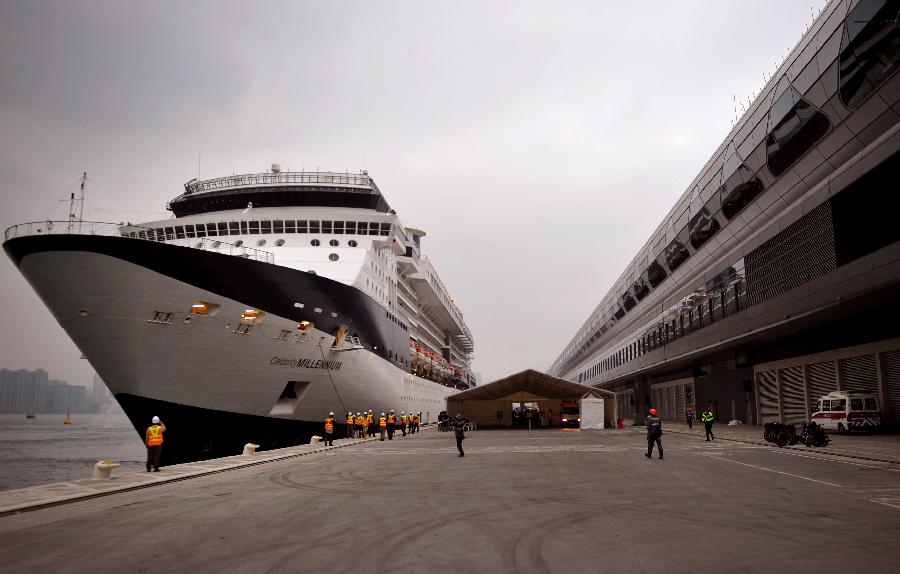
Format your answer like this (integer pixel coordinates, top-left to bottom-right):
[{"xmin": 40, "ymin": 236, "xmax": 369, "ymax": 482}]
[{"xmin": 0, "ymin": 413, "xmax": 146, "ymax": 491}]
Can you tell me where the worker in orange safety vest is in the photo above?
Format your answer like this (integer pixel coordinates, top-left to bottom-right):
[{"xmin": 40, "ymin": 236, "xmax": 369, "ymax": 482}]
[
  {"xmin": 379, "ymin": 413, "xmax": 387, "ymax": 441},
  {"xmin": 346, "ymin": 412, "xmax": 355, "ymax": 439},
  {"xmin": 400, "ymin": 412, "xmax": 408, "ymax": 437},
  {"xmin": 367, "ymin": 410, "xmax": 375, "ymax": 437},
  {"xmin": 324, "ymin": 412, "xmax": 335, "ymax": 446},
  {"xmin": 387, "ymin": 410, "xmax": 396, "ymax": 440},
  {"xmin": 145, "ymin": 415, "xmax": 166, "ymax": 472}
]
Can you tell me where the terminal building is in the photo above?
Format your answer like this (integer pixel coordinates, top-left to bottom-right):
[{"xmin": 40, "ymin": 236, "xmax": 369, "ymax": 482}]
[{"xmin": 549, "ymin": 0, "xmax": 900, "ymax": 430}]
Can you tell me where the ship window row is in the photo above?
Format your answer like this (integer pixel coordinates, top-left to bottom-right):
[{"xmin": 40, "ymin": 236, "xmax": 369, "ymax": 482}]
[
  {"xmin": 565, "ymin": 0, "xmax": 900, "ymax": 373},
  {"xmin": 124, "ymin": 220, "xmax": 391, "ymax": 241}
]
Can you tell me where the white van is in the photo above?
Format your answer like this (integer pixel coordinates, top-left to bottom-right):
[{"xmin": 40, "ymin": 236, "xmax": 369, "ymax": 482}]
[{"xmin": 811, "ymin": 391, "xmax": 881, "ymax": 433}]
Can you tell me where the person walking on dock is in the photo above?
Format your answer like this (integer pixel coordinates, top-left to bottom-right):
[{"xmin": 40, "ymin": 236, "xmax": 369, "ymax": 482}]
[
  {"xmin": 387, "ymin": 410, "xmax": 396, "ymax": 440},
  {"xmin": 450, "ymin": 413, "xmax": 467, "ymax": 457},
  {"xmin": 686, "ymin": 407, "xmax": 694, "ymax": 430},
  {"xmin": 400, "ymin": 412, "xmax": 407, "ymax": 437},
  {"xmin": 416, "ymin": 412, "xmax": 422, "ymax": 433},
  {"xmin": 644, "ymin": 408, "xmax": 663, "ymax": 460},
  {"xmin": 324, "ymin": 412, "xmax": 335, "ymax": 446},
  {"xmin": 379, "ymin": 413, "xmax": 387, "ymax": 441},
  {"xmin": 367, "ymin": 410, "xmax": 375, "ymax": 438},
  {"xmin": 145, "ymin": 416, "xmax": 166, "ymax": 472},
  {"xmin": 701, "ymin": 407, "xmax": 715, "ymax": 441},
  {"xmin": 355, "ymin": 412, "xmax": 366, "ymax": 438},
  {"xmin": 346, "ymin": 411, "xmax": 355, "ymax": 439}
]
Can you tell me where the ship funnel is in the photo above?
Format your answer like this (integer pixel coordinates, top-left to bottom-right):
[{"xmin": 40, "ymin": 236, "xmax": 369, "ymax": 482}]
[{"xmin": 271, "ymin": 163, "xmax": 282, "ymax": 173}]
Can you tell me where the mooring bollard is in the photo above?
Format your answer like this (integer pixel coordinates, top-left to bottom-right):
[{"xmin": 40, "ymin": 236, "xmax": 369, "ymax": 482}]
[
  {"xmin": 92, "ymin": 460, "xmax": 120, "ymax": 480},
  {"xmin": 310, "ymin": 435, "xmax": 322, "ymax": 445},
  {"xmin": 243, "ymin": 443, "xmax": 259, "ymax": 455}
]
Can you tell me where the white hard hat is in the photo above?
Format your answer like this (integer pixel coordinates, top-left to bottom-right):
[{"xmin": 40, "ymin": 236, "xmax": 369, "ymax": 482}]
[
  {"xmin": 348, "ymin": 411, "xmax": 353, "ymax": 415},
  {"xmin": 401, "ymin": 411, "xmax": 405, "ymax": 414},
  {"xmin": 152, "ymin": 416, "xmax": 160, "ymax": 424},
  {"xmin": 329, "ymin": 412, "xmax": 334, "ymax": 416},
  {"xmin": 368, "ymin": 409, "xmax": 372, "ymax": 412},
  {"xmin": 356, "ymin": 412, "xmax": 361, "ymax": 415},
  {"xmin": 381, "ymin": 412, "xmax": 385, "ymax": 416}
]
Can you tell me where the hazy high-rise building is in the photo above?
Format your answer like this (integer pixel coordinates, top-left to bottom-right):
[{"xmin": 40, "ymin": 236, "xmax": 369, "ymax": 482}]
[{"xmin": 0, "ymin": 369, "xmax": 49, "ymax": 413}]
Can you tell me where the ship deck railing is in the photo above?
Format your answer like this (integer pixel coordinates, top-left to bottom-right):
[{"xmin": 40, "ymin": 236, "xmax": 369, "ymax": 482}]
[
  {"xmin": 4, "ymin": 220, "xmax": 275, "ymax": 264},
  {"xmin": 183, "ymin": 171, "xmax": 376, "ymax": 195}
]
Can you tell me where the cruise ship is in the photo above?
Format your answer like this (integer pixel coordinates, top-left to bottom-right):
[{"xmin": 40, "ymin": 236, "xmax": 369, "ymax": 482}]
[
  {"xmin": 550, "ymin": 0, "xmax": 900, "ymax": 428},
  {"xmin": 3, "ymin": 168, "xmax": 475, "ymax": 463}
]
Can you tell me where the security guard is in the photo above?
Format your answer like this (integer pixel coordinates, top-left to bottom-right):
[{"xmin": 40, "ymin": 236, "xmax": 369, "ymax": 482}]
[
  {"xmin": 324, "ymin": 412, "xmax": 335, "ymax": 446},
  {"xmin": 387, "ymin": 410, "xmax": 396, "ymax": 440},
  {"xmin": 367, "ymin": 410, "xmax": 375, "ymax": 437},
  {"xmin": 400, "ymin": 411, "xmax": 407, "ymax": 437},
  {"xmin": 145, "ymin": 416, "xmax": 166, "ymax": 472},
  {"xmin": 701, "ymin": 407, "xmax": 715, "ymax": 441},
  {"xmin": 379, "ymin": 412, "xmax": 387, "ymax": 441},
  {"xmin": 644, "ymin": 408, "xmax": 663, "ymax": 459},
  {"xmin": 346, "ymin": 411, "xmax": 355, "ymax": 439}
]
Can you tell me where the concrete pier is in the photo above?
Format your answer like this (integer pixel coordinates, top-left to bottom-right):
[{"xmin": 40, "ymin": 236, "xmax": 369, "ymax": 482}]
[{"xmin": 1, "ymin": 427, "xmax": 900, "ymax": 572}]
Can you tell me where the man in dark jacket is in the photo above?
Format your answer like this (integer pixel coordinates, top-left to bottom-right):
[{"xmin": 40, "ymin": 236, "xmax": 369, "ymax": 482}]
[
  {"xmin": 644, "ymin": 408, "xmax": 663, "ymax": 460},
  {"xmin": 450, "ymin": 413, "xmax": 467, "ymax": 457}
]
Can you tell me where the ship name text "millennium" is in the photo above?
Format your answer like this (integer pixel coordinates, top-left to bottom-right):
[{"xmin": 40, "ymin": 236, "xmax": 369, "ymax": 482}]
[{"xmin": 270, "ymin": 356, "xmax": 343, "ymax": 371}]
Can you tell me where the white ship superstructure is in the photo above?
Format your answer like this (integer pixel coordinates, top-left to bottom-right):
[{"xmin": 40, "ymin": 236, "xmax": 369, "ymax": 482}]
[{"xmin": 4, "ymin": 168, "xmax": 474, "ymax": 462}]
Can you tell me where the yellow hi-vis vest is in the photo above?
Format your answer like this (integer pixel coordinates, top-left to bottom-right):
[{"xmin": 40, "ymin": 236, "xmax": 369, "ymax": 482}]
[
  {"xmin": 379, "ymin": 416, "xmax": 387, "ymax": 429},
  {"xmin": 401, "ymin": 415, "xmax": 408, "ymax": 424},
  {"xmin": 388, "ymin": 414, "xmax": 395, "ymax": 424},
  {"xmin": 347, "ymin": 415, "xmax": 354, "ymax": 424},
  {"xmin": 146, "ymin": 425, "xmax": 164, "ymax": 446},
  {"xmin": 324, "ymin": 417, "xmax": 334, "ymax": 432},
  {"xmin": 355, "ymin": 415, "xmax": 365, "ymax": 426},
  {"xmin": 367, "ymin": 413, "xmax": 374, "ymax": 424}
]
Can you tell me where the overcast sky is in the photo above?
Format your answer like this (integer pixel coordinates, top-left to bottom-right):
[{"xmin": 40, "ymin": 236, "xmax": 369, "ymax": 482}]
[{"xmin": 0, "ymin": 1, "xmax": 828, "ymax": 387}]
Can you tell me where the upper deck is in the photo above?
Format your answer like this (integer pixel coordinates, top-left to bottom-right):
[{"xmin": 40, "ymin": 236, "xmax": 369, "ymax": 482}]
[{"xmin": 168, "ymin": 170, "xmax": 392, "ymax": 217}]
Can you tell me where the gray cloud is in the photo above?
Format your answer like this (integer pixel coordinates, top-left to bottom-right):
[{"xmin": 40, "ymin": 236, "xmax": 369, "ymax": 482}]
[{"xmin": 0, "ymin": 0, "xmax": 827, "ymax": 386}]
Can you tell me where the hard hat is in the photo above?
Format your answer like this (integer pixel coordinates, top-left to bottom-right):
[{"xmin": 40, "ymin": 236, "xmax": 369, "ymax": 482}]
[
  {"xmin": 152, "ymin": 416, "xmax": 160, "ymax": 424},
  {"xmin": 381, "ymin": 412, "xmax": 386, "ymax": 416},
  {"xmin": 401, "ymin": 411, "xmax": 405, "ymax": 414},
  {"xmin": 329, "ymin": 412, "xmax": 334, "ymax": 416},
  {"xmin": 456, "ymin": 413, "xmax": 463, "ymax": 419},
  {"xmin": 649, "ymin": 408, "xmax": 657, "ymax": 416},
  {"xmin": 368, "ymin": 409, "xmax": 372, "ymax": 412},
  {"xmin": 356, "ymin": 412, "xmax": 361, "ymax": 415},
  {"xmin": 348, "ymin": 411, "xmax": 353, "ymax": 415},
  {"xmin": 390, "ymin": 409, "xmax": 394, "ymax": 412}
]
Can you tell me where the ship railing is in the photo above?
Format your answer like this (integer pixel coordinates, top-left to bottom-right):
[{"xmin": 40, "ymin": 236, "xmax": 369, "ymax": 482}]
[
  {"xmin": 184, "ymin": 171, "xmax": 375, "ymax": 195},
  {"xmin": 4, "ymin": 220, "xmax": 275, "ymax": 264}
]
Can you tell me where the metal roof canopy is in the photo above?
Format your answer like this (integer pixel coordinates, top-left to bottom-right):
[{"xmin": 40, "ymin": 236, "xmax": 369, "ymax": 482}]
[{"xmin": 448, "ymin": 369, "xmax": 615, "ymax": 403}]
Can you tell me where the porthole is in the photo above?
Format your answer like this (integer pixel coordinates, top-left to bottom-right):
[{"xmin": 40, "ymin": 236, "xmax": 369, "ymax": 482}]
[
  {"xmin": 329, "ymin": 253, "xmax": 340, "ymax": 262},
  {"xmin": 311, "ymin": 239, "xmax": 320, "ymax": 247},
  {"xmin": 234, "ymin": 240, "xmax": 244, "ymax": 247},
  {"xmin": 293, "ymin": 302, "xmax": 305, "ymax": 309},
  {"xmin": 275, "ymin": 239, "xmax": 285, "ymax": 246},
  {"xmin": 307, "ymin": 270, "xmax": 317, "ymax": 275},
  {"xmin": 257, "ymin": 239, "xmax": 267, "ymax": 247},
  {"xmin": 329, "ymin": 239, "xmax": 339, "ymax": 247},
  {"xmin": 314, "ymin": 307, "xmax": 323, "ymax": 314},
  {"xmin": 348, "ymin": 240, "xmax": 358, "ymax": 247}
]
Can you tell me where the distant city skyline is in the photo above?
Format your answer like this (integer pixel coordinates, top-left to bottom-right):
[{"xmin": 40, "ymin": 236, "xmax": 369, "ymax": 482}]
[{"xmin": 0, "ymin": 368, "xmax": 115, "ymax": 413}]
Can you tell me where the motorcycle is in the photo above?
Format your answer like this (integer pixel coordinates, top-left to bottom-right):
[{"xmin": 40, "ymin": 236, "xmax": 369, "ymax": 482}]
[
  {"xmin": 763, "ymin": 422, "xmax": 799, "ymax": 447},
  {"xmin": 799, "ymin": 421, "xmax": 830, "ymax": 447}
]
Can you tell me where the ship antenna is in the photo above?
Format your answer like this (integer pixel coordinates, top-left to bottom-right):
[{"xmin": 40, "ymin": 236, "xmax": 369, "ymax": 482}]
[
  {"xmin": 68, "ymin": 172, "xmax": 87, "ymax": 233},
  {"xmin": 317, "ymin": 343, "xmax": 349, "ymax": 415}
]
